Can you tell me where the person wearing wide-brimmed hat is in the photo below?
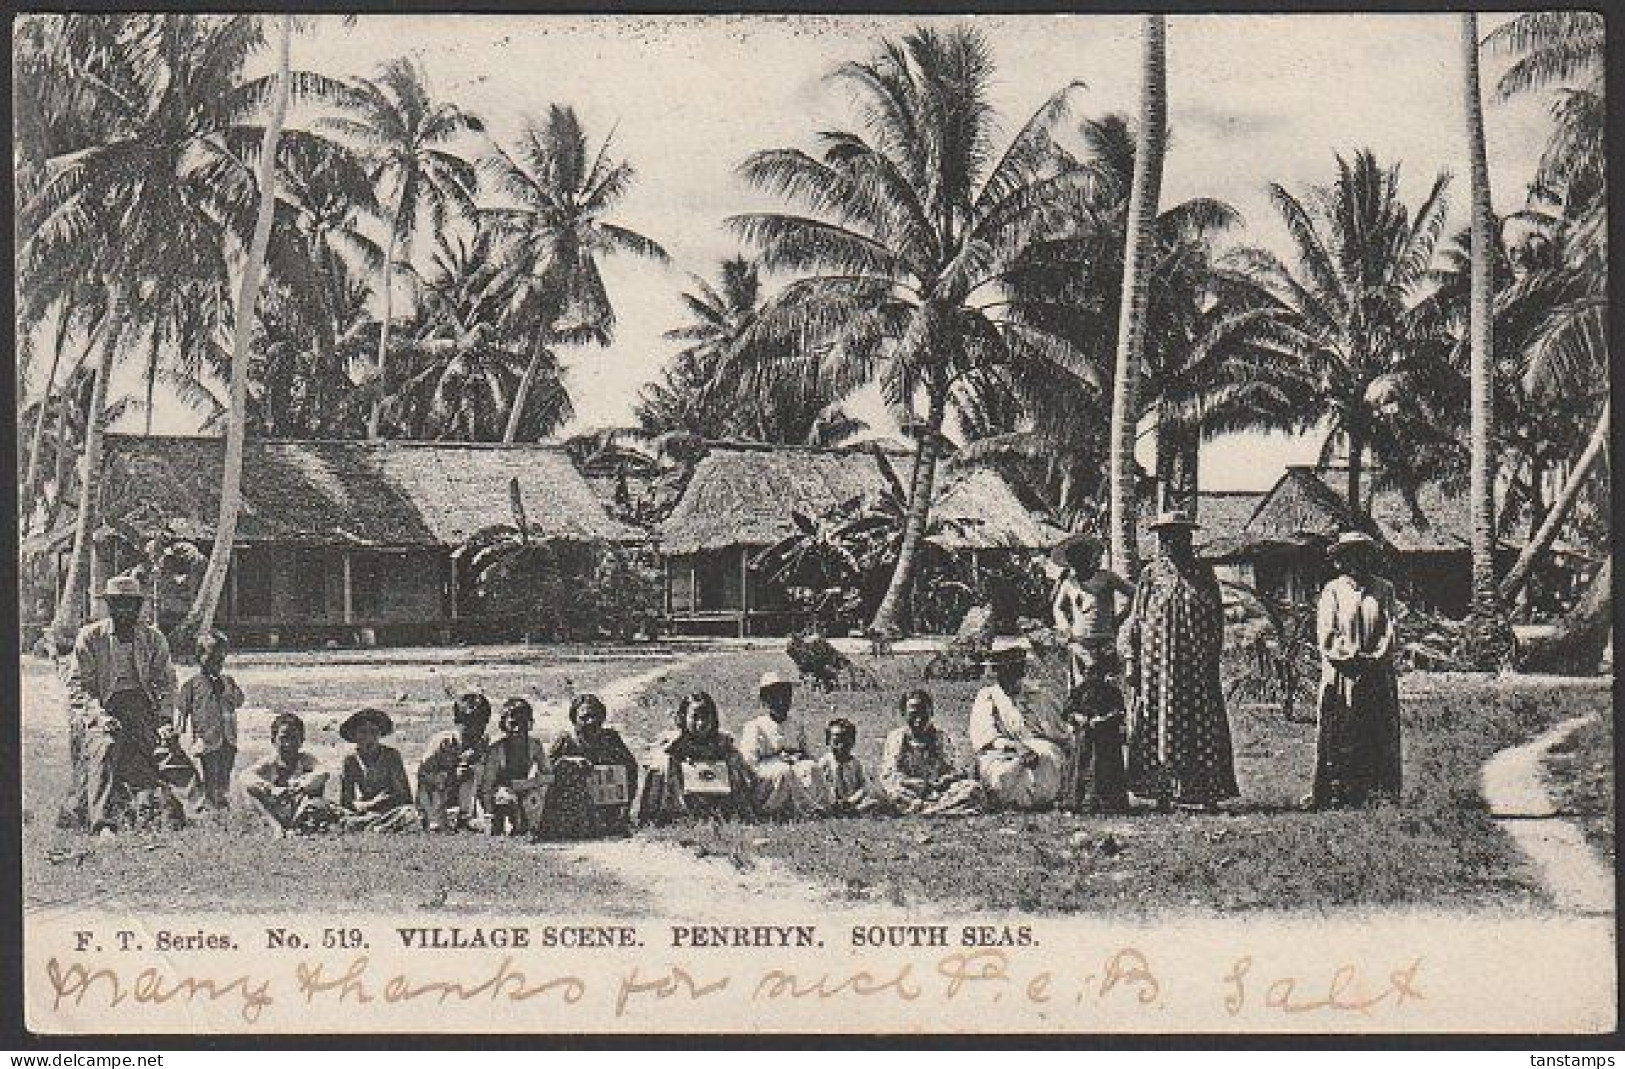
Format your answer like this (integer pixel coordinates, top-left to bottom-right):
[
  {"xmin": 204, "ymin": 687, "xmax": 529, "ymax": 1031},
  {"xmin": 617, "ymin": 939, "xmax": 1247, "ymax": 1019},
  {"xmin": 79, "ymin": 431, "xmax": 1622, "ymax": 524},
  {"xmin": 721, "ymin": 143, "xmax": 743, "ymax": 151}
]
[
  {"xmin": 739, "ymin": 671, "xmax": 832, "ymax": 817},
  {"xmin": 968, "ymin": 643, "xmax": 1073, "ymax": 810},
  {"xmin": 1122, "ymin": 511, "xmax": 1238, "ymax": 812},
  {"xmin": 338, "ymin": 708, "xmax": 418, "ymax": 832},
  {"xmin": 1050, "ymin": 532, "xmax": 1134, "ymax": 688},
  {"xmin": 1308, "ymin": 531, "xmax": 1402, "ymax": 809},
  {"xmin": 61, "ymin": 574, "xmax": 180, "ymax": 835}
]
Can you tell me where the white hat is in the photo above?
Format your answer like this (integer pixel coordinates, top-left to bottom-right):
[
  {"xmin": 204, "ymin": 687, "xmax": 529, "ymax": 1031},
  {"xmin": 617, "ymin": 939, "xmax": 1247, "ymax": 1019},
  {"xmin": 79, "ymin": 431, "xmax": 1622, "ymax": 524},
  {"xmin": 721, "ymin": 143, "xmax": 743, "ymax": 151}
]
[
  {"xmin": 1146, "ymin": 510, "xmax": 1200, "ymax": 531},
  {"xmin": 103, "ymin": 575, "xmax": 145, "ymax": 600},
  {"xmin": 758, "ymin": 670, "xmax": 794, "ymax": 693},
  {"xmin": 1328, "ymin": 530, "xmax": 1380, "ymax": 557}
]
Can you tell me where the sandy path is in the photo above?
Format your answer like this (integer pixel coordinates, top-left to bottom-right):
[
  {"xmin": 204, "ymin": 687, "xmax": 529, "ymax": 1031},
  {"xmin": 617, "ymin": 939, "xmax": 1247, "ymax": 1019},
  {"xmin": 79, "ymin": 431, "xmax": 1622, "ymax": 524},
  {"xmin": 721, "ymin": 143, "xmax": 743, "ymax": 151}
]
[{"xmin": 1481, "ymin": 713, "xmax": 1614, "ymax": 915}]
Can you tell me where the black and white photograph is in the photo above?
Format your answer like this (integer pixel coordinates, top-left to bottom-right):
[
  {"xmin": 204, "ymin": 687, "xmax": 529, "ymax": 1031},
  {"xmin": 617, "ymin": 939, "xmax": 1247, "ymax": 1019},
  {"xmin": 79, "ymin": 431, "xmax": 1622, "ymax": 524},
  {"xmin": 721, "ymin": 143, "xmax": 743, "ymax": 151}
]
[{"xmin": 10, "ymin": 9, "xmax": 1615, "ymax": 1036}]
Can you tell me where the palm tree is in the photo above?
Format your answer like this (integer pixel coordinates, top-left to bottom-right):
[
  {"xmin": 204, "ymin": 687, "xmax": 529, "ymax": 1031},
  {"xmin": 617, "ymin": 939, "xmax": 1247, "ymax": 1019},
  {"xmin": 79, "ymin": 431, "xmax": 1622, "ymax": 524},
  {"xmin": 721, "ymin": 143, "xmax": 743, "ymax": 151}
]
[
  {"xmin": 188, "ymin": 14, "xmax": 296, "ymax": 636},
  {"xmin": 1486, "ymin": 12, "xmax": 1604, "ymax": 227},
  {"xmin": 480, "ymin": 105, "xmax": 669, "ymax": 443},
  {"xmin": 260, "ymin": 131, "xmax": 383, "ymax": 433},
  {"xmin": 390, "ymin": 228, "xmax": 572, "ymax": 440},
  {"xmin": 22, "ymin": 15, "xmax": 282, "ymax": 640},
  {"xmin": 1241, "ymin": 151, "xmax": 1456, "ymax": 510},
  {"xmin": 1461, "ymin": 13, "xmax": 1505, "ymax": 646},
  {"xmin": 731, "ymin": 26, "xmax": 1094, "ymax": 633},
  {"xmin": 327, "ymin": 56, "xmax": 483, "ymax": 438},
  {"xmin": 1108, "ymin": 14, "xmax": 1168, "ymax": 578}
]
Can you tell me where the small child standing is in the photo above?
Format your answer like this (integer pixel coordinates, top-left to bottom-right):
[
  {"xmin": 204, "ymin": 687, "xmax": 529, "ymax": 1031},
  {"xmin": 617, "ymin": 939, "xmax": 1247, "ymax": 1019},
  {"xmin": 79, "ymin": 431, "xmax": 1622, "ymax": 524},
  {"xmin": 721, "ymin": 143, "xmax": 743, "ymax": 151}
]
[
  {"xmin": 174, "ymin": 629, "xmax": 244, "ymax": 808},
  {"xmin": 816, "ymin": 719, "xmax": 887, "ymax": 816}
]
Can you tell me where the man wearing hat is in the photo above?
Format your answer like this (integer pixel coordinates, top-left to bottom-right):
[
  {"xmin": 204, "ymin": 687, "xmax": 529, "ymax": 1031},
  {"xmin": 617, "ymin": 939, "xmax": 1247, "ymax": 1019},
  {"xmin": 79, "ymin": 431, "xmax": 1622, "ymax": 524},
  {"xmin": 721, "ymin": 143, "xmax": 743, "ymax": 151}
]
[
  {"xmin": 62, "ymin": 574, "xmax": 179, "ymax": 835},
  {"xmin": 1121, "ymin": 511, "xmax": 1238, "ymax": 812},
  {"xmin": 739, "ymin": 670, "xmax": 832, "ymax": 817}
]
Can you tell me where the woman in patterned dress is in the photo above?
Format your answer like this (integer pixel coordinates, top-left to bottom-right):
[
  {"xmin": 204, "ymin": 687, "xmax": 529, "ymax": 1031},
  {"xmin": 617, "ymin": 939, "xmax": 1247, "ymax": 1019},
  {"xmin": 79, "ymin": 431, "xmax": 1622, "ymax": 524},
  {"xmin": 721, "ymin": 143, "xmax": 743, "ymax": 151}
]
[
  {"xmin": 1308, "ymin": 532, "xmax": 1402, "ymax": 809},
  {"xmin": 1122, "ymin": 512, "xmax": 1238, "ymax": 811}
]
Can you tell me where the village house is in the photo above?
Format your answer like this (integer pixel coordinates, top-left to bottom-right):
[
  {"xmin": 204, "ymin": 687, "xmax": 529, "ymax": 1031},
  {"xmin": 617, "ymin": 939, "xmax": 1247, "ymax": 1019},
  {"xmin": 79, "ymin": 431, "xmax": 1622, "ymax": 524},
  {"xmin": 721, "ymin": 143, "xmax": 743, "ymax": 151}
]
[
  {"xmin": 655, "ymin": 442, "xmax": 1065, "ymax": 636},
  {"xmin": 1193, "ymin": 465, "xmax": 1495, "ymax": 616},
  {"xmin": 79, "ymin": 435, "xmax": 643, "ymax": 647}
]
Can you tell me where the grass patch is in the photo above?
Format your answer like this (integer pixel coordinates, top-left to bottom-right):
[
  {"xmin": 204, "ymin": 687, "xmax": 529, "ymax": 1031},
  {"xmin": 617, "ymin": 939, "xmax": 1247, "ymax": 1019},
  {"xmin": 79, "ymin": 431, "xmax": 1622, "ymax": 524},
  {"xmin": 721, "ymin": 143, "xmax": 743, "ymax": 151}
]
[
  {"xmin": 1543, "ymin": 710, "xmax": 1615, "ymax": 864},
  {"xmin": 642, "ymin": 652, "xmax": 1612, "ymax": 915}
]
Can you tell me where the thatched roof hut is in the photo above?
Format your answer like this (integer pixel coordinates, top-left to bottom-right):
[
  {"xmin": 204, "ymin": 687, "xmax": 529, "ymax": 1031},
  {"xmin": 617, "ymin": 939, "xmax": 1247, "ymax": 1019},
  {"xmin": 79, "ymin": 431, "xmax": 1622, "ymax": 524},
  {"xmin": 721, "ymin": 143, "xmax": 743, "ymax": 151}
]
[
  {"xmin": 1207, "ymin": 466, "xmax": 1376, "ymax": 559},
  {"xmin": 655, "ymin": 442, "xmax": 1063, "ymax": 555},
  {"xmin": 98, "ymin": 435, "xmax": 643, "ymax": 547}
]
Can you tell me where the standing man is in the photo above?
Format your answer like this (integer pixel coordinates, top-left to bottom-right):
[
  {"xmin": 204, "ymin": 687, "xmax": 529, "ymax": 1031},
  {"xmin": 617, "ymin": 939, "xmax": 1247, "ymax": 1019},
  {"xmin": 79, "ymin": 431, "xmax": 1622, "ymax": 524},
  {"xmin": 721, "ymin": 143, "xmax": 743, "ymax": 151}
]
[{"xmin": 63, "ymin": 575, "xmax": 179, "ymax": 836}]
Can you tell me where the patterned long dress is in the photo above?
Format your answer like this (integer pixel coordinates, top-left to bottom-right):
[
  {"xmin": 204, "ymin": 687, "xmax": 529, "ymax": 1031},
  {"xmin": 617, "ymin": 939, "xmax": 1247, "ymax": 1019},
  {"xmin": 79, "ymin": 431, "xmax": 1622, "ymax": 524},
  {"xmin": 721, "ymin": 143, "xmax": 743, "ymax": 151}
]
[
  {"xmin": 1312, "ymin": 574, "xmax": 1402, "ymax": 806},
  {"xmin": 543, "ymin": 727, "xmax": 640, "ymax": 839},
  {"xmin": 1123, "ymin": 553, "xmax": 1238, "ymax": 805}
]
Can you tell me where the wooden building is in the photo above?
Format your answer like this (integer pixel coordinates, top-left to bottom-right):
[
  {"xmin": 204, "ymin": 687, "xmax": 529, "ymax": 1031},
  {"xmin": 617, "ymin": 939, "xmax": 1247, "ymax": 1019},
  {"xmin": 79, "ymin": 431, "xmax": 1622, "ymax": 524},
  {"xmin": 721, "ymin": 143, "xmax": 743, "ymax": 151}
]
[
  {"xmin": 89, "ymin": 435, "xmax": 642, "ymax": 647},
  {"xmin": 1196, "ymin": 466, "xmax": 1489, "ymax": 616},
  {"xmin": 655, "ymin": 443, "xmax": 1064, "ymax": 635}
]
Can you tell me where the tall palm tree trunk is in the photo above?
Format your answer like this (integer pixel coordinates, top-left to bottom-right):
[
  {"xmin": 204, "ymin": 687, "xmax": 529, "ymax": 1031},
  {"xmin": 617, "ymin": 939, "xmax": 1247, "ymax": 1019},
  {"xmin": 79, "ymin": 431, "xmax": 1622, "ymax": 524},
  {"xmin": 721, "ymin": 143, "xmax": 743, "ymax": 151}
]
[
  {"xmin": 23, "ymin": 305, "xmax": 75, "ymax": 509},
  {"xmin": 1108, "ymin": 13, "xmax": 1167, "ymax": 580},
  {"xmin": 1345, "ymin": 423, "xmax": 1363, "ymax": 509},
  {"xmin": 50, "ymin": 286, "xmax": 124, "ymax": 644},
  {"xmin": 1464, "ymin": 12, "xmax": 1500, "ymax": 616},
  {"xmin": 188, "ymin": 14, "xmax": 292, "ymax": 636},
  {"xmin": 1499, "ymin": 400, "xmax": 1608, "ymax": 601},
  {"xmin": 367, "ymin": 214, "xmax": 404, "ymax": 439},
  {"xmin": 870, "ymin": 389, "xmax": 947, "ymax": 634},
  {"xmin": 503, "ymin": 328, "xmax": 551, "ymax": 443},
  {"xmin": 143, "ymin": 326, "xmax": 160, "ymax": 435}
]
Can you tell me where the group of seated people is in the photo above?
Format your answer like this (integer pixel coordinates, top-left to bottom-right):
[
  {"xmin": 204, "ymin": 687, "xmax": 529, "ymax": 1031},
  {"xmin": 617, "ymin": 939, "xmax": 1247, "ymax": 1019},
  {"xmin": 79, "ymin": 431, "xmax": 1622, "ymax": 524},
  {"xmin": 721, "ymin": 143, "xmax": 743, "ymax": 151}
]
[
  {"xmin": 65, "ymin": 580, "xmax": 1126, "ymax": 838},
  {"xmin": 233, "ymin": 649, "xmax": 1126, "ymax": 837}
]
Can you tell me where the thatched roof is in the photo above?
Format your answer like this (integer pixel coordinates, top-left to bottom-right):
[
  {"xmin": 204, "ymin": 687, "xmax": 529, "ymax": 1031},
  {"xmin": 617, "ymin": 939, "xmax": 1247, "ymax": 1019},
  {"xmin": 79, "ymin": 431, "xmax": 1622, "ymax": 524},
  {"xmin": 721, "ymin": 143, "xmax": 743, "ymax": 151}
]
[
  {"xmin": 655, "ymin": 443, "xmax": 1062, "ymax": 555},
  {"xmin": 1206, "ymin": 466, "xmax": 1476, "ymax": 559},
  {"xmin": 98, "ymin": 435, "xmax": 643, "ymax": 548},
  {"xmin": 1133, "ymin": 490, "xmax": 1267, "ymax": 556}
]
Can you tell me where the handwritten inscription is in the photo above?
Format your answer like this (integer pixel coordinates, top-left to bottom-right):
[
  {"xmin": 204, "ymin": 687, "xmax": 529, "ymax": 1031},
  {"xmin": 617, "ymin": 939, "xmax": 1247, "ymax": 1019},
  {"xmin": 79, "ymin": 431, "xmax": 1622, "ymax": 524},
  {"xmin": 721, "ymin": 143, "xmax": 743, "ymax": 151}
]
[{"xmin": 38, "ymin": 927, "xmax": 1427, "ymax": 1030}]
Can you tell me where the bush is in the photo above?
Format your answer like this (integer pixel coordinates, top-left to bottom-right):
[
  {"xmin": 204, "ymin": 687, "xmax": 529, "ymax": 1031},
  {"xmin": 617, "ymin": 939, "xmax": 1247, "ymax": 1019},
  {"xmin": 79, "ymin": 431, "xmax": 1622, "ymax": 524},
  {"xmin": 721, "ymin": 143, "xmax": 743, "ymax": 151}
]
[{"xmin": 470, "ymin": 540, "xmax": 662, "ymax": 642}]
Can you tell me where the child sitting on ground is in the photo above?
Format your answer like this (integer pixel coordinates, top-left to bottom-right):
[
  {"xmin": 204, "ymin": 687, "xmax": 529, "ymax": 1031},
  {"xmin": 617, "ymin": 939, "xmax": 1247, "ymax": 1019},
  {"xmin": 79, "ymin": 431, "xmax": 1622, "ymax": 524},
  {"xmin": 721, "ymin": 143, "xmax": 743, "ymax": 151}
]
[
  {"xmin": 243, "ymin": 713, "xmax": 340, "ymax": 835},
  {"xmin": 816, "ymin": 718, "xmax": 887, "ymax": 816},
  {"xmin": 417, "ymin": 693, "xmax": 492, "ymax": 832},
  {"xmin": 482, "ymin": 698, "xmax": 551, "ymax": 837}
]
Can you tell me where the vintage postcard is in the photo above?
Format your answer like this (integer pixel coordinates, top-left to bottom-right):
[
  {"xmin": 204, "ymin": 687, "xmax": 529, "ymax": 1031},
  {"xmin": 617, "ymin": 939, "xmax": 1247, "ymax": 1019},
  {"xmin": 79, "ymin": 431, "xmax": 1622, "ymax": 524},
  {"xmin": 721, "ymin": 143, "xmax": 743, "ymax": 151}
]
[{"xmin": 12, "ymin": 9, "xmax": 1615, "ymax": 1037}]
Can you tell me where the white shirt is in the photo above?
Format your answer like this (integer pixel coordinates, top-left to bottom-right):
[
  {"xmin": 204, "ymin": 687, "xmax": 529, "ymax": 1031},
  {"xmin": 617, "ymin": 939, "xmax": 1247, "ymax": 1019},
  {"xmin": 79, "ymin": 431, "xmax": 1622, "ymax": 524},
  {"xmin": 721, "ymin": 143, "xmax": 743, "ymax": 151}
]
[{"xmin": 739, "ymin": 713, "xmax": 810, "ymax": 767}]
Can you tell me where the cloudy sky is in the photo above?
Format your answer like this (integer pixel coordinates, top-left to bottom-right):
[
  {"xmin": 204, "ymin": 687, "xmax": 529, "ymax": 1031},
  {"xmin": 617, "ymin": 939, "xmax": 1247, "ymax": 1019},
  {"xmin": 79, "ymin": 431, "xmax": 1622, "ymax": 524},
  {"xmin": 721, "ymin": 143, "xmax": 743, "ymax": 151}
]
[{"xmin": 109, "ymin": 12, "xmax": 1555, "ymax": 489}]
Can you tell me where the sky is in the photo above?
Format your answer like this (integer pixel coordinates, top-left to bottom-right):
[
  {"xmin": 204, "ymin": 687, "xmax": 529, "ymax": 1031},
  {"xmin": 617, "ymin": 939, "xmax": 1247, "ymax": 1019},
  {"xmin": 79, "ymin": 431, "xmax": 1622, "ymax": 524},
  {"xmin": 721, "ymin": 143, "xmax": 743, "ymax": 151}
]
[{"xmin": 63, "ymin": 12, "xmax": 1558, "ymax": 490}]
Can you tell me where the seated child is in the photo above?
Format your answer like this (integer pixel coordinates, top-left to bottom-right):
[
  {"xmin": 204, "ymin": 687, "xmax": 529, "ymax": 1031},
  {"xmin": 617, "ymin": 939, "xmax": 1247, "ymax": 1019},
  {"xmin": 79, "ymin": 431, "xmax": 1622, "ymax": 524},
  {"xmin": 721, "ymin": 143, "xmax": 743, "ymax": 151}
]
[
  {"xmin": 1063, "ymin": 664, "xmax": 1129, "ymax": 814},
  {"xmin": 174, "ymin": 629, "xmax": 243, "ymax": 808},
  {"xmin": 482, "ymin": 698, "xmax": 552, "ymax": 837},
  {"xmin": 636, "ymin": 692, "xmax": 754, "ymax": 824},
  {"xmin": 545, "ymin": 694, "xmax": 640, "ymax": 839},
  {"xmin": 417, "ymin": 692, "xmax": 492, "ymax": 832},
  {"xmin": 338, "ymin": 708, "xmax": 419, "ymax": 833},
  {"xmin": 815, "ymin": 718, "xmax": 887, "ymax": 816},
  {"xmin": 242, "ymin": 713, "xmax": 340, "ymax": 834},
  {"xmin": 879, "ymin": 690, "xmax": 984, "ymax": 816}
]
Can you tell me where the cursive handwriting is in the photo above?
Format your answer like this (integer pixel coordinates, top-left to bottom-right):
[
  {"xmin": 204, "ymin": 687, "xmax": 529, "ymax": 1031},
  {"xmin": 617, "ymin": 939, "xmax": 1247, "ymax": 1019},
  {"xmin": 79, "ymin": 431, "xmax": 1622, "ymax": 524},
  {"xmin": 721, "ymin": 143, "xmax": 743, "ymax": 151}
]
[
  {"xmin": 616, "ymin": 964, "xmax": 730, "ymax": 1018},
  {"xmin": 294, "ymin": 955, "xmax": 586, "ymax": 1006},
  {"xmin": 1222, "ymin": 955, "xmax": 1425, "ymax": 1015},
  {"xmin": 45, "ymin": 957, "xmax": 274, "ymax": 1025}
]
